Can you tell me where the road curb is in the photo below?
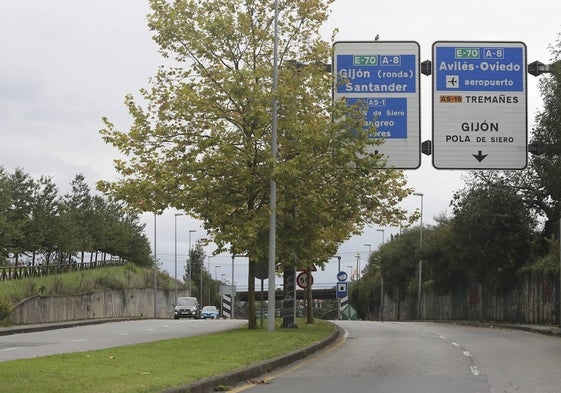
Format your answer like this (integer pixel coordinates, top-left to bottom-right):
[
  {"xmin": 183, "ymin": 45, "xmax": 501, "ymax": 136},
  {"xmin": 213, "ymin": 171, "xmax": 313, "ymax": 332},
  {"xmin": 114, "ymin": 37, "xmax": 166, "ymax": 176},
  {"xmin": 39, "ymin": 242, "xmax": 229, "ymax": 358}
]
[
  {"xmin": 0, "ymin": 318, "xmax": 132, "ymax": 337},
  {"xmin": 160, "ymin": 324, "xmax": 344, "ymax": 393},
  {"xmin": 431, "ymin": 320, "xmax": 561, "ymax": 337}
]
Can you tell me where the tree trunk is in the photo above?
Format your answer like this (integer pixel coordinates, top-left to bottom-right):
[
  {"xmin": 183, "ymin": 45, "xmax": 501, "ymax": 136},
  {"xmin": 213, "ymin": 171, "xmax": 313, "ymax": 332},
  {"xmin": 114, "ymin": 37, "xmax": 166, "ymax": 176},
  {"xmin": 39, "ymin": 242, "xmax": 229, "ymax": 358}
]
[
  {"xmin": 306, "ymin": 269, "xmax": 314, "ymax": 324},
  {"xmin": 247, "ymin": 258, "xmax": 257, "ymax": 329}
]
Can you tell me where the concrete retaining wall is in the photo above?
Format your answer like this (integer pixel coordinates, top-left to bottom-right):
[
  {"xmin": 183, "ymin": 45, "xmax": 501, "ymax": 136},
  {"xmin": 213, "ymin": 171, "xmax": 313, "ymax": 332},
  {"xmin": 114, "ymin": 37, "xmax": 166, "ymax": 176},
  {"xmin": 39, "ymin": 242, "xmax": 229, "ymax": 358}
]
[{"xmin": 9, "ymin": 288, "xmax": 189, "ymax": 325}]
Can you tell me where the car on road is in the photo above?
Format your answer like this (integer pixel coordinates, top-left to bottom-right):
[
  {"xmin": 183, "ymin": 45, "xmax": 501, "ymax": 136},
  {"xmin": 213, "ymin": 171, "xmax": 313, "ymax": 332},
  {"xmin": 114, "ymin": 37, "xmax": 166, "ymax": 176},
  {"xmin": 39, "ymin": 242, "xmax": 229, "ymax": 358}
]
[
  {"xmin": 200, "ymin": 305, "xmax": 220, "ymax": 319},
  {"xmin": 173, "ymin": 297, "xmax": 200, "ymax": 319}
]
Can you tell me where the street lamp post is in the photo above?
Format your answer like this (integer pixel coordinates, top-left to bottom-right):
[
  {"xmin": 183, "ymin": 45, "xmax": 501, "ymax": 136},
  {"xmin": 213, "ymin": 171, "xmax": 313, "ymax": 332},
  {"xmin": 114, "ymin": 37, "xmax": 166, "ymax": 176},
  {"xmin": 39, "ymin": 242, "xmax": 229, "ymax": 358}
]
[
  {"xmin": 413, "ymin": 192, "xmax": 424, "ymax": 320},
  {"xmin": 333, "ymin": 255, "xmax": 341, "ymax": 320},
  {"xmin": 214, "ymin": 265, "xmax": 221, "ymax": 280},
  {"xmin": 174, "ymin": 213, "xmax": 184, "ymax": 304},
  {"xmin": 377, "ymin": 228, "xmax": 385, "ymax": 245},
  {"xmin": 188, "ymin": 230, "xmax": 196, "ymax": 296},
  {"xmin": 207, "ymin": 256, "xmax": 214, "ymax": 306},
  {"xmin": 153, "ymin": 213, "xmax": 157, "ymax": 318},
  {"xmin": 214, "ymin": 264, "xmax": 221, "ymax": 311},
  {"xmin": 267, "ymin": 0, "xmax": 280, "ymax": 333},
  {"xmin": 355, "ymin": 253, "xmax": 360, "ymax": 279},
  {"xmin": 364, "ymin": 244, "xmax": 371, "ymax": 260},
  {"xmin": 377, "ymin": 229, "xmax": 385, "ymax": 322},
  {"xmin": 347, "ymin": 265, "xmax": 353, "ymax": 280}
]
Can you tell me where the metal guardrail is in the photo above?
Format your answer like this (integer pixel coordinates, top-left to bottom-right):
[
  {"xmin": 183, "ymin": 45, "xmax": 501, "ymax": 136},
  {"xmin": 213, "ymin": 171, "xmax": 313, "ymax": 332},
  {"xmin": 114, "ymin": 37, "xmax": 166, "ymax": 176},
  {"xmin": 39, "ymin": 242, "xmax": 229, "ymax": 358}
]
[{"xmin": 0, "ymin": 259, "xmax": 125, "ymax": 281}]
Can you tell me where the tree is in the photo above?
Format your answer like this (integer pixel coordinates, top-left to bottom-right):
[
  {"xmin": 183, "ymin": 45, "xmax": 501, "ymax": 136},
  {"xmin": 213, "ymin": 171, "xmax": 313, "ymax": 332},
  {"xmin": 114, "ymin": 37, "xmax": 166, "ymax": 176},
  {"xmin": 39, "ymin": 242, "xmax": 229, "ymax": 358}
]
[
  {"xmin": 185, "ymin": 241, "xmax": 206, "ymax": 298},
  {"xmin": 528, "ymin": 33, "xmax": 561, "ymax": 242},
  {"xmin": 0, "ymin": 168, "xmax": 16, "ymax": 262},
  {"xmin": 64, "ymin": 174, "xmax": 94, "ymax": 262},
  {"xmin": 451, "ymin": 174, "xmax": 535, "ymax": 293},
  {"xmin": 28, "ymin": 176, "xmax": 60, "ymax": 264},
  {"xmin": 6, "ymin": 168, "xmax": 35, "ymax": 262},
  {"xmin": 99, "ymin": 0, "xmax": 413, "ymax": 328}
]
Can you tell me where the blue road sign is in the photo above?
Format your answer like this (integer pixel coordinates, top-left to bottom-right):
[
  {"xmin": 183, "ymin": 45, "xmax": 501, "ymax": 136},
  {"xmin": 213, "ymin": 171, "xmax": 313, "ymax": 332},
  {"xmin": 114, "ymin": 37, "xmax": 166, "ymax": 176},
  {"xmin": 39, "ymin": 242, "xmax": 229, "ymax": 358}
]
[
  {"xmin": 432, "ymin": 41, "xmax": 527, "ymax": 170},
  {"xmin": 434, "ymin": 46, "xmax": 525, "ymax": 92},
  {"xmin": 333, "ymin": 41, "xmax": 421, "ymax": 169},
  {"xmin": 337, "ymin": 271, "xmax": 348, "ymax": 282},
  {"xmin": 336, "ymin": 282, "xmax": 348, "ymax": 299}
]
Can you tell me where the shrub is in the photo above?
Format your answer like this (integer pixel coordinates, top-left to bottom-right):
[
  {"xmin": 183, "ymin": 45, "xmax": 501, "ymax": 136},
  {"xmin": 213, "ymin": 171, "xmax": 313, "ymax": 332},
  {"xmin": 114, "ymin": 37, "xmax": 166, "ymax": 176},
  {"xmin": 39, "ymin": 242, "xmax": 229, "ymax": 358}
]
[{"xmin": 0, "ymin": 295, "xmax": 13, "ymax": 322}]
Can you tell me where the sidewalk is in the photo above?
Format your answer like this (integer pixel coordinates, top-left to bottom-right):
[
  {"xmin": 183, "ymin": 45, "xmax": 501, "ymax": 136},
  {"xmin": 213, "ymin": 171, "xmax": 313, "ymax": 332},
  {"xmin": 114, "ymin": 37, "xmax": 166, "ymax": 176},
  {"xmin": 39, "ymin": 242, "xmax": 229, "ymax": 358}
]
[{"xmin": 433, "ymin": 320, "xmax": 561, "ymax": 337}]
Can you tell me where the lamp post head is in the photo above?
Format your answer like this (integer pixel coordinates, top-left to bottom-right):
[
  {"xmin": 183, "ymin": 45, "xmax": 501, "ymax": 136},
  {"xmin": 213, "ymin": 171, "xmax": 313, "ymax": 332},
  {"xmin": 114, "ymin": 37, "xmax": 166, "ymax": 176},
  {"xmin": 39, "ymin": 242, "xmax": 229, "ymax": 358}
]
[{"xmin": 413, "ymin": 192, "xmax": 423, "ymax": 197}]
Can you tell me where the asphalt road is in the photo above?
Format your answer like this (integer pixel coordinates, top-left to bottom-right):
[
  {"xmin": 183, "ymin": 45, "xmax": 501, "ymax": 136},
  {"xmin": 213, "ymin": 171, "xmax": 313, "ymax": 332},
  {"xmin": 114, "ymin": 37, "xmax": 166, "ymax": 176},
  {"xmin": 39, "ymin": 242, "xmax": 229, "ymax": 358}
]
[
  {"xmin": 236, "ymin": 321, "xmax": 561, "ymax": 393},
  {"xmin": 0, "ymin": 318, "xmax": 245, "ymax": 363}
]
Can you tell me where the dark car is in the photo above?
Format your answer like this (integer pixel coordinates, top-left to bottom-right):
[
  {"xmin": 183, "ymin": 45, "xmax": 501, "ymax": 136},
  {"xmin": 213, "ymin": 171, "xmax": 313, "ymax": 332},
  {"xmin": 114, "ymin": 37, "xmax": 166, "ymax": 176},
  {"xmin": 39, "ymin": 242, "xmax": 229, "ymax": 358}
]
[
  {"xmin": 173, "ymin": 297, "xmax": 200, "ymax": 319},
  {"xmin": 200, "ymin": 305, "xmax": 219, "ymax": 319}
]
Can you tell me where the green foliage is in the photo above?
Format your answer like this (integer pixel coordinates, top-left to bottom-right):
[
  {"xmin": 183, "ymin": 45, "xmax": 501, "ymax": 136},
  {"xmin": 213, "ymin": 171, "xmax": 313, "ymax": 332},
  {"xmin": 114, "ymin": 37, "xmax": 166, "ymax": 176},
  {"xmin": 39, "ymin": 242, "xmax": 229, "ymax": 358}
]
[
  {"xmin": 451, "ymin": 174, "xmax": 535, "ymax": 293},
  {"xmin": 0, "ymin": 295, "xmax": 12, "ymax": 321},
  {"xmin": 0, "ymin": 267, "xmax": 178, "ymax": 302},
  {"xmin": 0, "ymin": 320, "xmax": 335, "ymax": 393},
  {"xmin": 99, "ymin": 0, "xmax": 415, "ymax": 328},
  {"xmin": 94, "ymin": 274, "xmax": 126, "ymax": 291},
  {"xmin": 0, "ymin": 168, "xmax": 151, "ymax": 267}
]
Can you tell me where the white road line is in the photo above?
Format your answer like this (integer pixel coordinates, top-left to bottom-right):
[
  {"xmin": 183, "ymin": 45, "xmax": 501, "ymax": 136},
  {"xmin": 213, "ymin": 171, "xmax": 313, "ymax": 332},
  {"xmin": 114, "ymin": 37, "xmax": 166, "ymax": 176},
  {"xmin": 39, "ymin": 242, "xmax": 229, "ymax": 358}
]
[
  {"xmin": 1, "ymin": 347, "xmax": 24, "ymax": 352},
  {"xmin": 463, "ymin": 351, "xmax": 471, "ymax": 357},
  {"xmin": 119, "ymin": 333, "xmax": 129, "ymax": 336},
  {"xmin": 452, "ymin": 342, "xmax": 460, "ymax": 347},
  {"xmin": 71, "ymin": 339, "xmax": 87, "ymax": 342},
  {"xmin": 470, "ymin": 366, "xmax": 480, "ymax": 376}
]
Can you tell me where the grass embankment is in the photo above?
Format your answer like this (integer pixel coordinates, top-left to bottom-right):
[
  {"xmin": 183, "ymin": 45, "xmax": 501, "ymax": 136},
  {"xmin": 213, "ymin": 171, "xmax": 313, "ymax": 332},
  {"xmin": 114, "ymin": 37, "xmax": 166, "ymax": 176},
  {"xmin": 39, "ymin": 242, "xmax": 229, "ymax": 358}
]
[
  {"xmin": 0, "ymin": 264, "xmax": 175, "ymax": 302},
  {"xmin": 0, "ymin": 319, "xmax": 335, "ymax": 393}
]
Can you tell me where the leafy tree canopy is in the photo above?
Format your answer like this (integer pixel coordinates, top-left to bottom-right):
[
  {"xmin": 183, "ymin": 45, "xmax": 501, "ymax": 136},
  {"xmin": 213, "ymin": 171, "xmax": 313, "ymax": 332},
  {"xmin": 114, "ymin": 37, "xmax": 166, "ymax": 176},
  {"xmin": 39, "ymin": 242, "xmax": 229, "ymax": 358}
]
[{"xmin": 99, "ymin": 0, "xmax": 414, "ymax": 267}]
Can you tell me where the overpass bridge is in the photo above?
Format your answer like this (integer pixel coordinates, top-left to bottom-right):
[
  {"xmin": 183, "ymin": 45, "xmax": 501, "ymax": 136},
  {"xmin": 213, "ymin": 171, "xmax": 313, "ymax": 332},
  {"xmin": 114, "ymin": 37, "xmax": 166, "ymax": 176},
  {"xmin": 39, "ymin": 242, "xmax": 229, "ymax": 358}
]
[{"xmin": 233, "ymin": 283, "xmax": 339, "ymax": 302}]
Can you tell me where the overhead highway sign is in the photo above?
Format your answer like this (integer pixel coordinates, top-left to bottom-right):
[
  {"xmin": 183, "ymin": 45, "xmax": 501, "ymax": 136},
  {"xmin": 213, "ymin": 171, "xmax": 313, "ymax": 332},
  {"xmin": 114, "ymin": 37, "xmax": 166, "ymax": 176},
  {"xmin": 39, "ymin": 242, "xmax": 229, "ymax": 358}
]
[
  {"xmin": 432, "ymin": 41, "xmax": 527, "ymax": 169},
  {"xmin": 333, "ymin": 41, "xmax": 421, "ymax": 169}
]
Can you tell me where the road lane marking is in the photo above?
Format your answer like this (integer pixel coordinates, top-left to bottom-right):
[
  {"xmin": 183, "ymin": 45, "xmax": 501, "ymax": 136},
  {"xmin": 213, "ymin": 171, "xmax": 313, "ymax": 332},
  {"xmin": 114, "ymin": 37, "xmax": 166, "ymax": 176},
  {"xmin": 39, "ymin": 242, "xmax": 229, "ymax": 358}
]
[
  {"xmin": 71, "ymin": 339, "xmax": 87, "ymax": 342},
  {"xmin": 1, "ymin": 347, "xmax": 24, "ymax": 352},
  {"xmin": 229, "ymin": 327, "xmax": 349, "ymax": 393},
  {"xmin": 463, "ymin": 351, "xmax": 471, "ymax": 357},
  {"xmin": 470, "ymin": 366, "xmax": 480, "ymax": 376}
]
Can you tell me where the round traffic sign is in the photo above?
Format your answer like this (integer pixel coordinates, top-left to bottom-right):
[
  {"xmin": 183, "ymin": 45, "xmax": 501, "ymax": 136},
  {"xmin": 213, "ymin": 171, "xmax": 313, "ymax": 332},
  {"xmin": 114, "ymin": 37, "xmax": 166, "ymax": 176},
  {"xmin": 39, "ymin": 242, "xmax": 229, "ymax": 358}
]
[
  {"xmin": 337, "ymin": 271, "xmax": 348, "ymax": 282},
  {"xmin": 296, "ymin": 272, "xmax": 314, "ymax": 289}
]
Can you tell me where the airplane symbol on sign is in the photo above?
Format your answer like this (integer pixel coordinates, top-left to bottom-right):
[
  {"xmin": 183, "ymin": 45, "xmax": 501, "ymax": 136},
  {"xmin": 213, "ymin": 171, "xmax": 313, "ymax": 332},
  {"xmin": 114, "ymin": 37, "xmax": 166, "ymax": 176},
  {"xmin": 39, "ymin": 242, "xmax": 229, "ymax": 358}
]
[{"xmin": 446, "ymin": 75, "xmax": 459, "ymax": 88}]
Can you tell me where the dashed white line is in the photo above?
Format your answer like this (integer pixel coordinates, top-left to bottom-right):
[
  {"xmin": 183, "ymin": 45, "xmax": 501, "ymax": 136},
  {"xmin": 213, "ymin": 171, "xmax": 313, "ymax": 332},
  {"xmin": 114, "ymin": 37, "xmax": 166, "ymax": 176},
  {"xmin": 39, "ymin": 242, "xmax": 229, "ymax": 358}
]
[
  {"xmin": 470, "ymin": 366, "xmax": 480, "ymax": 376},
  {"xmin": 463, "ymin": 351, "xmax": 471, "ymax": 357},
  {"xmin": 1, "ymin": 347, "xmax": 24, "ymax": 352}
]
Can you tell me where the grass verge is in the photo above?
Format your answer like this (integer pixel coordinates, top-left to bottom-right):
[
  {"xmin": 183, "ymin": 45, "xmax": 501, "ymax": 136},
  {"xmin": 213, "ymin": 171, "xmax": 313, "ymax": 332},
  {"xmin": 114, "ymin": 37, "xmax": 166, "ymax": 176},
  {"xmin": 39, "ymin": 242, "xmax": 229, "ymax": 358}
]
[{"xmin": 0, "ymin": 319, "xmax": 335, "ymax": 393}]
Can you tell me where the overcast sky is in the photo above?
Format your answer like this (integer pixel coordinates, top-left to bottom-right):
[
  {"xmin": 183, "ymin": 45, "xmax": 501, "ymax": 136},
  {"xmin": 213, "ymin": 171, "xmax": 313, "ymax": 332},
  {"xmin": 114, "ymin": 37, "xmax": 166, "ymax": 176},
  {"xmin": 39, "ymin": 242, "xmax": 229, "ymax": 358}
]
[{"xmin": 1, "ymin": 0, "xmax": 559, "ymax": 286}]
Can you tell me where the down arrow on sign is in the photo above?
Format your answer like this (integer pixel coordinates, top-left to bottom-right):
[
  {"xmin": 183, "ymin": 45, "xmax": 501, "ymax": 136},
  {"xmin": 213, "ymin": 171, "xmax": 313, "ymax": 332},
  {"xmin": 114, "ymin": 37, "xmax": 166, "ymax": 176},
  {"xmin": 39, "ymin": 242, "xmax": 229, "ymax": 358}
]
[{"xmin": 473, "ymin": 151, "xmax": 488, "ymax": 162}]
